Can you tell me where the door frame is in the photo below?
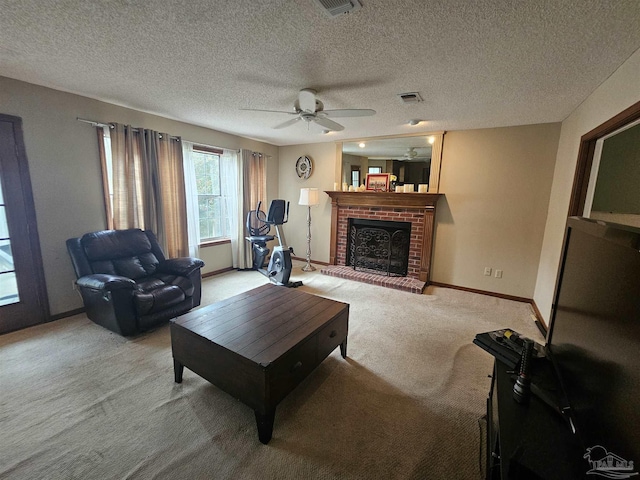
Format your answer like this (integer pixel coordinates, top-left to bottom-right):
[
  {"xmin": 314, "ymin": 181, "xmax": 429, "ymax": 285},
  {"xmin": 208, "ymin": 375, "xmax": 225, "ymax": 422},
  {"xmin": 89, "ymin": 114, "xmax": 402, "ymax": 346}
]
[
  {"xmin": 0, "ymin": 114, "xmax": 49, "ymax": 332},
  {"xmin": 568, "ymin": 100, "xmax": 640, "ymax": 216}
]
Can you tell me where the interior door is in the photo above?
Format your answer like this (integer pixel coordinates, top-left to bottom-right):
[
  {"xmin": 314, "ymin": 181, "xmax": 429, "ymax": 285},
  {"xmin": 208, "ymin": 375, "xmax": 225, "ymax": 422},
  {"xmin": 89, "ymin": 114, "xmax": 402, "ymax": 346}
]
[{"xmin": 0, "ymin": 114, "xmax": 49, "ymax": 334}]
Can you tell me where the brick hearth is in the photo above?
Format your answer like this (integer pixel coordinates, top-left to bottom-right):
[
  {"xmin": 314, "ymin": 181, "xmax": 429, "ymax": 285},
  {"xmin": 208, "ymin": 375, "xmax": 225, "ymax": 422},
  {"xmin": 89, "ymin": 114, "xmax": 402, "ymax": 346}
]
[
  {"xmin": 320, "ymin": 265, "xmax": 426, "ymax": 294},
  {"xmin": 325, "ymin": 191, "xmax": 442, "ymax": 293}
]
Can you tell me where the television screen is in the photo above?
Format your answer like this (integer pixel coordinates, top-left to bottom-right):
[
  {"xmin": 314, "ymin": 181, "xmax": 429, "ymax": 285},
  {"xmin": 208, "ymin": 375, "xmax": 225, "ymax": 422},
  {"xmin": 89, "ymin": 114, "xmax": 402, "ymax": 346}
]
[{"xmin": 547, "ymin": 217, "xmax": 640, "ymax": 468}]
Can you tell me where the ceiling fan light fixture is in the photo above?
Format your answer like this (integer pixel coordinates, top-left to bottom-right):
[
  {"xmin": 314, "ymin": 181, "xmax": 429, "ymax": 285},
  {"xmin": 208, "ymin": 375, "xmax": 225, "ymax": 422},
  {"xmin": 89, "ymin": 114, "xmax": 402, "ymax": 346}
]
[{"xmin": 243, "ymin": 88, "xmax": 373, "ymax": 133}]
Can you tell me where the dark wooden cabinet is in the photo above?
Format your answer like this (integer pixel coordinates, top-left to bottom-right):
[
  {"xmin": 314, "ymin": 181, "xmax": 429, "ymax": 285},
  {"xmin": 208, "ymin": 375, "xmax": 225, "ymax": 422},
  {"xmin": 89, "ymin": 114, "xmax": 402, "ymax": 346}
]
[{"xmin": 486, "ymin": 360, "xmax": 586, "ymax": 479}]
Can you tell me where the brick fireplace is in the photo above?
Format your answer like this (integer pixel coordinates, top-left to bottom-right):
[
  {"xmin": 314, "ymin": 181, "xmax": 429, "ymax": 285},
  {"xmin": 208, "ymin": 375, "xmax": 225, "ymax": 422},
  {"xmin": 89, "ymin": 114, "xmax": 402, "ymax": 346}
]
[{"xmin": 323, "ymin": 191, "xmax": 442, "ymax": 291}]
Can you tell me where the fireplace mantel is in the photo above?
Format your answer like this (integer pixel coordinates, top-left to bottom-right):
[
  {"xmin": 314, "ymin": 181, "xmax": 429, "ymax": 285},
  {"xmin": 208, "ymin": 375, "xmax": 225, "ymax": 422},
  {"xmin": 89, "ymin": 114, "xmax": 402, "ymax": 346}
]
[
  {"xmin": 325, "ymin": 191, "xmax": 443, "ymax": 283},
  {"xmin": 325, "ymin": 191, "xmax": 441, "ymax": 209}
]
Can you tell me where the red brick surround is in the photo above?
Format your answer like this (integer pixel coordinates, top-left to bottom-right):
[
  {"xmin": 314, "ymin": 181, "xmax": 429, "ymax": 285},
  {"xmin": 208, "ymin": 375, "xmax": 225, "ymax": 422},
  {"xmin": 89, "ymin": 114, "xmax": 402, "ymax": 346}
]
[{"xmin": 325, "ymin": 191, "xmax": 442, "ymax": 283}]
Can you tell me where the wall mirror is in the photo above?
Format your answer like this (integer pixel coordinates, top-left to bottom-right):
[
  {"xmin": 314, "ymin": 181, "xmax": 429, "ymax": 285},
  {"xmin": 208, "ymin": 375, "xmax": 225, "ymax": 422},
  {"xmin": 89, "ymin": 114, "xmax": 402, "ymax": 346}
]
[{"xmin": 339, "ymin": 133, "xmax": 444, "ymax": 192}]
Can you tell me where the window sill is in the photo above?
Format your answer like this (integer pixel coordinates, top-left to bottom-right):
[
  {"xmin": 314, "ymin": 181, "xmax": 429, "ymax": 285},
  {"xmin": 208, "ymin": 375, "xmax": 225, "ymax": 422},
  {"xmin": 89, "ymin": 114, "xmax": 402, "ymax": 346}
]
[{"xmin": 199, "ymin": 238, "xmax": 231, "ymax": 248}]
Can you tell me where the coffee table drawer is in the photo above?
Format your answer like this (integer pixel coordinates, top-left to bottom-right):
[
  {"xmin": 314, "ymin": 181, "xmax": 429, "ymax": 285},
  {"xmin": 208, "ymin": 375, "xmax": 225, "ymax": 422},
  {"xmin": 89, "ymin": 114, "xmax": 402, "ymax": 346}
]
[
  {"xmin": 267, "ymin": 337, "xmax": 317, "ymax": 405},
  {"xmin": 317, "ymin": 314, "xmax": 348, "ymax": 360}
]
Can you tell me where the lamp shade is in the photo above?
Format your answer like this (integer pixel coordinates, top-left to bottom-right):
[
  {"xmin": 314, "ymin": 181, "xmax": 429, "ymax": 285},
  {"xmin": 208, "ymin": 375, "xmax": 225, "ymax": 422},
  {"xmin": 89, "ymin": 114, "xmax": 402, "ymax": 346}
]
[{"xmin": 298, "ymin": 187, "xmax": 320, "ymax": 206}]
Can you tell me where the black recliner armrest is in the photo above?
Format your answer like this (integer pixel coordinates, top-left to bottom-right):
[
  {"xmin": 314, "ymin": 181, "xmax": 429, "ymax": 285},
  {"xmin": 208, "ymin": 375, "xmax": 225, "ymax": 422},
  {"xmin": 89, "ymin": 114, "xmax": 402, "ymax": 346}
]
[
  {"xmin": 157, "ymin": 257, "xmax": 205, "ymax": 276},
  {"xmin": 76, "ymin": 274, "xmax": 137, "ymax": 291}
]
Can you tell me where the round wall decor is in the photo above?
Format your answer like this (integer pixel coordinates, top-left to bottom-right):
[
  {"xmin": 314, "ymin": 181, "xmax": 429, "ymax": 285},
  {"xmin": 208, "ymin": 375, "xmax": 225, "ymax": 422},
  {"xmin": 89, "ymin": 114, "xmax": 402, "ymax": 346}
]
[{"xmin": 296, "ymin": 155, "xmax": 312, "ymax": 179}]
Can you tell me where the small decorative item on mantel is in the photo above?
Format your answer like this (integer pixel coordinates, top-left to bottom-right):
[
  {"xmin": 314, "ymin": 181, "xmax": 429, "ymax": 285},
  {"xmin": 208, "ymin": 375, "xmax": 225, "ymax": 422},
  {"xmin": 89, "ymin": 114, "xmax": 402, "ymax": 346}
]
[
  {"xmin": 365, "ymin": 173, "xmax": 390, "ymax": 192},
  {"xmin": 389, "ymin": 174, "xmax": 397, "ymax": 192}
]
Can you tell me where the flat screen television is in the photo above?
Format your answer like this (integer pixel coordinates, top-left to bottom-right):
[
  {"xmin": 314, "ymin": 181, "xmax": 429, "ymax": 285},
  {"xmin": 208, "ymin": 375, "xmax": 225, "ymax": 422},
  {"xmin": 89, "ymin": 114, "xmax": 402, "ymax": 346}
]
[{"xmin": 547, "ymin": 216, "xmax": 640, "ymax": 468}]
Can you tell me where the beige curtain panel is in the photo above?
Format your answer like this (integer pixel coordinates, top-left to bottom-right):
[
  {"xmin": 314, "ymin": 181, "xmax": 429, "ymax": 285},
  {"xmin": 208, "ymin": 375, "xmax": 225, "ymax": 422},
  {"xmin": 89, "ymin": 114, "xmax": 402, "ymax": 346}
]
[
  {"xmin": 239, "ymin": 149, "xmax": 267, "ymax": 269},
  {"xmin": 99, "ymin": 123, "xmax": 188, "ymax": 258}
]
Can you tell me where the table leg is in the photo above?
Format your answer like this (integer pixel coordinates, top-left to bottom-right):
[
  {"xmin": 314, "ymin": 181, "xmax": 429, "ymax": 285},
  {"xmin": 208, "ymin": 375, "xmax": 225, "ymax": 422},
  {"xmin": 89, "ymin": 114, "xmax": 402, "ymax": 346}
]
[
  {"xmin": 340, "ymin": 337, "xmax": 348, "ymax": 358},
  {"xmin": 174, "ymin": 359, "xmax": 184, "ymax": 383},
  {"xmin": 254, "ymin": 409, "xmax": 276, "ymax": 444}
]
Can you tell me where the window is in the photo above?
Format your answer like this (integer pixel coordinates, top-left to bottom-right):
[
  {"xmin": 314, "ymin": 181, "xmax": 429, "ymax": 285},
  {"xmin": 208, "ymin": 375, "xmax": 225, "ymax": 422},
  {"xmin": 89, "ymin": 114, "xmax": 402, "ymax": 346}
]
[
  {"xmin": 350, "ymin": 166, "xmax": 360, "ymax": 187},
  {"xmin": 192, "ymin": 147, "xmax": 230, "ymax": 241},
  {"xmin": 368, "ymin": 167, "xmax": 382, "ymax": 174},
  {"xmin": 99, "ymin": 131, "xmax": 236, "ymax": 247},
  {"xmin": 102, "ymin": 129, "xmax": 114, "ymax": 216},
  {"xmin": 0, "ymin": 179, "xmax": 19, "ymax": 306}
]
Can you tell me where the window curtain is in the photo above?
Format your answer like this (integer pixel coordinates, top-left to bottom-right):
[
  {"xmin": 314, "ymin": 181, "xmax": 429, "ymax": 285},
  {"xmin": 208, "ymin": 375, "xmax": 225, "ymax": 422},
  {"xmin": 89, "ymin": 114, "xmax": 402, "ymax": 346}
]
[
  {"xmin": 104, "ymin": 123, "xmax": 188, "ymax": 258},
  {"xmin": 238, "ymin": 149, "xmax": 267, "ymax": 269},
  {"xmin": 220, "ymin": 149, "xmax": 242, "ymax": 268},
  {"xmin": 97, "ymin": 126, "xmax": 113, "ymax": 228},
  {"xmin": 182, "ymin": 141, "xmax": 200, "ymax": 257}
]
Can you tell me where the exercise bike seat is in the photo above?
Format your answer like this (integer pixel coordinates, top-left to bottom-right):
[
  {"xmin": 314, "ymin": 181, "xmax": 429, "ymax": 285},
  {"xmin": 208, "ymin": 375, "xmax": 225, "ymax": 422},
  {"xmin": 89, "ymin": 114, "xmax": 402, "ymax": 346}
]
[{"xmin": 246, "ymin": 234, "xmax": 274, "ymax": 243}]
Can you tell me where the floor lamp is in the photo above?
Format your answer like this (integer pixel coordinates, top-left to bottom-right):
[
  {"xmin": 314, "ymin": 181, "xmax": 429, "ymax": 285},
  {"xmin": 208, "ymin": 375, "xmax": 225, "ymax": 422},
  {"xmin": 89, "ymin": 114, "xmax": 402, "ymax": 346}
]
[{"xmin": 298, "ymin": 187, "xmax": 319, "ymax": 272}]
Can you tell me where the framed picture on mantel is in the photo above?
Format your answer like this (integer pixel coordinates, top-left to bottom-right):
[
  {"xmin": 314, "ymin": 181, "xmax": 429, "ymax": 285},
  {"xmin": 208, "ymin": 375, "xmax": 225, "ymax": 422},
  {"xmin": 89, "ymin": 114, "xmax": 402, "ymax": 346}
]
[{"xmin": 365, "ymin": 173, "xmax": 390, "ymax": 192}]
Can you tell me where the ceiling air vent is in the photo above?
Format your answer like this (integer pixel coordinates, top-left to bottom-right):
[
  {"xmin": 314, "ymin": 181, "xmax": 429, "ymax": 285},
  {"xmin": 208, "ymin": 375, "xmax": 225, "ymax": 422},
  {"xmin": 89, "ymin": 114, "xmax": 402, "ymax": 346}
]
[
  {"xmin": 313, "ymin": 0, "xmax": 362, "ymax": 17},
  {"xmin": 398, "ymin": 92, "xmax": 424, "ymax": 104}
]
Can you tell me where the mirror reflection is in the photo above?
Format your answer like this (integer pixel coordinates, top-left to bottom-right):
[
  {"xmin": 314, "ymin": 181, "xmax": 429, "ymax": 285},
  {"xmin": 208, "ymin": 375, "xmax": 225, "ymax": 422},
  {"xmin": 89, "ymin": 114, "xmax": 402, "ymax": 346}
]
[{"xmin": 342, "ymin": 136, "xmax": 433, "ymax": 190}]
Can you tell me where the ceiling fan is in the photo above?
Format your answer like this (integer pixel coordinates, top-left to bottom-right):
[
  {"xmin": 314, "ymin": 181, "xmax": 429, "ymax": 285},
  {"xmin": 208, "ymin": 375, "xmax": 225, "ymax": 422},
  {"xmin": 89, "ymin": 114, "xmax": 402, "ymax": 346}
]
[
  {"xmin": 399, "ymin": 148, "xmax": 430, "ymax": 161},
  {"xmin": 242, "ymin": 88, "xmax": 375, "ymax": 131}
]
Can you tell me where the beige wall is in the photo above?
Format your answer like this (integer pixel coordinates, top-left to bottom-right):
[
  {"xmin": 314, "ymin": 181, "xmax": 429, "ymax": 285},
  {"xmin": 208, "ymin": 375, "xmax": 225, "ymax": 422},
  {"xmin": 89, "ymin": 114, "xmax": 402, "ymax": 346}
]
[
  {"xmin": 433, "ymin": 124, "xmax": 560, "ymax": 298},
  {"xmin": 277, "ymin": 143, "xmax": 337, "ymax": 266},
  {"xmin": 533, "ymin": 47, "xmax": 640, "ymax": 325},
  {"xmin": 0, "ymin": 76, "xmax": 278, "ymax": 315},
  {"xmin": 277, "ymin": 124, "xmax": 561, "ymax": 300}
]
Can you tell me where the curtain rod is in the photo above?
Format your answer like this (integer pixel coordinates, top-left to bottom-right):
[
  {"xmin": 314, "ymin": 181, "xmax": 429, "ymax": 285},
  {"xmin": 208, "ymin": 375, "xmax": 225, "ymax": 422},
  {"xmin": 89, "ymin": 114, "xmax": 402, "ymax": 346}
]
[
  {"xmin": 79, "ymin": 119, "xmax": 269, "ymax": 154},
  {"xmin": 77, "ymin": 117, "xmax": 112, "ymax": 128},
  {"xmin": 77, "ymin": 117, "xmax": 180, "ymax": 140}
]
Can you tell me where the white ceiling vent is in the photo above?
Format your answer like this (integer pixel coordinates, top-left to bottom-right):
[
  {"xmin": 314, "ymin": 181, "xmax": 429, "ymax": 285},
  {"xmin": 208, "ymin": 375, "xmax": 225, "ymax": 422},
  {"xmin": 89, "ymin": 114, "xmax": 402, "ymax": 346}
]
[
  {"xmin": 313, "ymin": 0, "xmax": 362, "ymax": 17},
  {"xmin": 398, "ymin": 92, "xmax": 424, "ymax": 104}
]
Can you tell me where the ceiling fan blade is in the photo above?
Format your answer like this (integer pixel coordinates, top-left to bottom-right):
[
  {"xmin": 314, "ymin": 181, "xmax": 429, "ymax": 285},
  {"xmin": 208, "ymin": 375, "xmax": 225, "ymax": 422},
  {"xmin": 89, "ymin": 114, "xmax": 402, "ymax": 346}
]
[
  {"xmin": 313, "ymin": 117, "xmax": 344, "ymax": 131},
  {"xmin": 298, "ymin": 88, "xmax": 317, "ymax": 113},
  {"xmin": 273, "ymin": 117, "xmax": 302, "ymax": 129},
  {"xmin": 241, "ymin": 108, "xmax": 296, "ymax": 115},
  {"xmin": 322, "ymin": 109, "xmax": 376, "ymax": 118}
]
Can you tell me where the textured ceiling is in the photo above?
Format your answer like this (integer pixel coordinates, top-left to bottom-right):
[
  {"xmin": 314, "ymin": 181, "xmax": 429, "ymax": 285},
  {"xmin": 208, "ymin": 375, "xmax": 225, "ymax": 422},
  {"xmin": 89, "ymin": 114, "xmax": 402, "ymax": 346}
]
[{"xmin": 1, "ymin": 0, "xmax": 640, "ymax": 146}]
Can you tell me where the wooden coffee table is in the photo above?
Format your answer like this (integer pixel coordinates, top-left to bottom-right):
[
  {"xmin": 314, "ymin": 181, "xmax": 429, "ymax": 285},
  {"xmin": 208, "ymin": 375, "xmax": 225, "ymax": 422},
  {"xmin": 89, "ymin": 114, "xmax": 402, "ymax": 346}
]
[{"xmin": 170, "ymin": 283, "xmax": 349, "ymax": 444}]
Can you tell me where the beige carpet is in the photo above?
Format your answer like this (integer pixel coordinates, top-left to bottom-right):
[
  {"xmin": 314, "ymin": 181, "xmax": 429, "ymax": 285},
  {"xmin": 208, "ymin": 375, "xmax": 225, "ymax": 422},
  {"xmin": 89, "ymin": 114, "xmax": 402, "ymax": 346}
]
[{"xmin": 0, "ymin": 263, "xmax": 543, "ymax": 479}]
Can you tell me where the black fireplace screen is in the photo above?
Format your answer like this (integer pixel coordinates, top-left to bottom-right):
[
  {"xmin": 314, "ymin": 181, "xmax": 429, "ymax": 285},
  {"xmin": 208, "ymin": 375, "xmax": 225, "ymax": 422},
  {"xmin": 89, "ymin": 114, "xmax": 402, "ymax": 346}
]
[{"xmin": 347, "ymin": 218, "xmax": 411, "ymax": 276}]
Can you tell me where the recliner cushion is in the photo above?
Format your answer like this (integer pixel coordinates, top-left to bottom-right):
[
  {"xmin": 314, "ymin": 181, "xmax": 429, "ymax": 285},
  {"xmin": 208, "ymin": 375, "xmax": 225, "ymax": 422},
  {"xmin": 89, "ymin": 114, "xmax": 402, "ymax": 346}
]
[
  {"xmin": 82, "ymin": 229, "xmax": 153, "ymax": 260},
  {"xmin": 113, "ymin": 257, "xmax": 147, "ymax": 279},
  {"xmin": 156, "ymin": 274, "xmax": 195, "ymax": 297},
  {"xmin": 133, "ymin": 273, "xmax": 195, "ymax": 316},
  {"xmin": 134, "ymin": 285, "xmax": 185, "ymax": 316},
  {"xmin": 81, "ymin": 230, "xmax": 161, "ymax": 279}
]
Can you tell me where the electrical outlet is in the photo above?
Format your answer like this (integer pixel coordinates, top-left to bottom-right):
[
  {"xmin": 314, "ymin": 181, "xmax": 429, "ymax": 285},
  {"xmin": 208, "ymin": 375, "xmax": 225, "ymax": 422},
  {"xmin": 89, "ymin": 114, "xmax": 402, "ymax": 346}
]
[
  {"xmin": 495, "ymin": 270, "xmax": 503, "ymax": 278},
  {"xmin": 484, "ymin": 267, "xmax": 492, "ymax": 276}
]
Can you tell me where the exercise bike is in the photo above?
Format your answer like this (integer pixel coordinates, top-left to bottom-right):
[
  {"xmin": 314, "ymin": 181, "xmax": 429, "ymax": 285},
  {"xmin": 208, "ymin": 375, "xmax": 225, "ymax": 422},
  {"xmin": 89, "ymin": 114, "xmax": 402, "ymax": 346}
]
[{"xmin": 245, "ymin": 199, "xmax": 302, "ymax": 288}]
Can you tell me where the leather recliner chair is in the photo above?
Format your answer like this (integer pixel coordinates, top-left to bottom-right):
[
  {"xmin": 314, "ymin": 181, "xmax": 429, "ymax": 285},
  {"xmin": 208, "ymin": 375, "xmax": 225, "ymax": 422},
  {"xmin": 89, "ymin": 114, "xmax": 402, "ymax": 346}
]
[{"xmin": 66, "ymin": 229, "xmax": 205, "ymax": 336}]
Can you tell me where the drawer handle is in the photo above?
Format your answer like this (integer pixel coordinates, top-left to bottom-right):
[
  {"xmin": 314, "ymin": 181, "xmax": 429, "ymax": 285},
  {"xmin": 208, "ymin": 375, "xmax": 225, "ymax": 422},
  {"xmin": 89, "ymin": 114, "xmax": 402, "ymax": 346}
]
[
  {"xmin": 329, "ymin": 330, "xmax": 337, "ymax": 338},
  {"xmin": 290, "ymin": 361, "xmax": 303, "ymax": 373}
]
